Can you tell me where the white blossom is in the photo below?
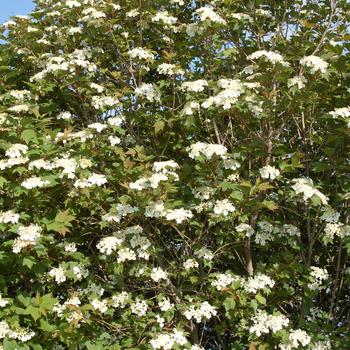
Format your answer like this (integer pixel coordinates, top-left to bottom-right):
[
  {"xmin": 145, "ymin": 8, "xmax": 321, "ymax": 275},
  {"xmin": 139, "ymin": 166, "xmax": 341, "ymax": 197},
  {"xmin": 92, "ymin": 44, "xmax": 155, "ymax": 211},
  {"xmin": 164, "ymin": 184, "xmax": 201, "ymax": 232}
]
[{"xmin": 300, "ymin": 55, "xmax": 328, "ymax": 73}]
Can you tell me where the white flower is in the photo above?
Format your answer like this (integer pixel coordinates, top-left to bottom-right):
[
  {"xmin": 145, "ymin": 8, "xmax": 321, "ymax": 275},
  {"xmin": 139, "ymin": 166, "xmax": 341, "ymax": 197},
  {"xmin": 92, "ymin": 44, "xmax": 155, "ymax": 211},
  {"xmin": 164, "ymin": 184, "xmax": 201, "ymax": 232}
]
[
  {"xmin": 308, "ymin": 266, "xmax": 329, "ymax": 290},
  {"xmin": 88, "ymin": 123, "xmax": 107, "ymax": 133},
  {"xmin": 165, "ymin": 208, "xmax": 193, "ymax": 224},
  {"xmin": 329, "ymin": 106, "xmax": 350, "ymax": 119},
  {"xmin": 0, "ymin": 210, "xmax": 20, "ymax": 224},
  {"xmin": 145, "ymin": 201, "xmax": 167, "ymax": 218},
  {"xmin": 158, "ymin": 297, "xmax": 174, "ymax": 312},
  {"xmin": 97, "ymin": 235, "xmax": 124, "ymax": 255},
  {"xmin": 151, "ymin": 267, "xmax": 168, "ymax": 282},
  {"xmin": 249, "ymin": 310, "xmax": 289, "ymax": 337},
  {"xmin": 248, "ymin": 50, "xmax": 289, "ymax": 66},
  {"xmin": 183, "ymin": 259, "xmax": 199, "ymax": 270},
  {"xmin": 211, "ymin": 273, "xmax": 236, "ymax": 291},
  {"xmin": 21, "ymin": 177, "xmax": 50, "ymax": 189},
  {"xmin": 152, "ymin": 11, "xmax": 177, "ymax": 25},
  {"xmin": 183, "ymin": 101, "xmax": 200, "ymax": 115},
  {"xmin": 128, "ymin": 47, "xmax": 154, "ymax": 60},
  {"xmin": 188, "ymin": 142, "xmax": 227, "ymax": 159},
  {"xmin": 300, "ymin": 55, "xmax": 328, "ymax": 73},
  {"xmin": 213, "ymin": 199, "xmax": 235, "ymax": 216},
  {"xmin": 292, "ymin": 177, "xmax": 328, "ymax": 205},
  {"xmin": 108, "ymin": 136, "xmax": 121, "ymax": 146},
  {"xmin": 91, "ymin": 96, "xmax": 119, "ymax": 110},
  {"xmin": 0, "ymin": 294, "xmax": 9, "ymax": 307},
  {"xmin": 195, "ymin": 6, "xmax": 226, "ymax": 25},
  {"xmin": 259, "ymin": 165, "xmax": 280, "ymax": 180},
  {"xmin": 184, "ymin": 301, "xmax": 217, "ymax": 323},
  {"xmin": 64, "ymin": 242, "xmax": 77, "ymax": 253},
  {"xmin": 72, "ymin": 265, "xmax": 88, "ymax": 280},
  {"xmin": 244, "ymin": 273, "xmax": 275, "ymax": 293},
  {"xmin": 74, "ymin": 173, "xmax": 107, "ymax": 188},
  {"xmin": 236, "ymin": 223, "xmax": 254, "ymax": 237},
  {"xmin": 13, "ymin": 224, "xmax": 42, "ymax": 253},
  {"xmin": 320, "ymin": 207, "xmax": 340, "ymax": 223},
  {"xmin": 202, "ymin": 79, "xmax": 244, "ymax": 110},
  {"xmin": 117, "ymin": 248, "xmax": 136, "ymax": 263},
  {"xmin": 181, "ymin": 80, "xmax": 208, "ymax": 92},
  {"xmin": 91, "ymin": 299, "xmax": 108, "ymax": 313},
  {"xmin": 6, "ymin": 144, "xmax": 28, "ymax": 158},
  {"xmin": 9, "ymin": 104, "xmax": 29, "ymax": 113},
  {"xmin": 90, "ymin": 82, "xmax": 104, "ymax": 93},
  {"xmin": 107, "ymin": 116, "xmax": 125, "ymax": 126},
  {"xmin": 131, "ymin": 299, "xmax": 148, "ymax": 316},
  {"xmin": 288, "ymin": 76, "xmax": 307, "ymax": 89},
  {"xmin": 111, "ymin": 292, "xmax": 129, "ymax": 308},
  {"xmin": 57, "ymin": 111, "xmax": 72, "ymax": 120},
  {"xmin": 135, "ymin": 83, "xmax": 160, "ymax": 102},
  {"xmin": 157, "ymin": 63, "xmax": 184, "ymax": 76},
  {"xmin": 194, "ymin": 247, "xmax": 214, "ymax": 260},
  {"xmin": 48, "ymin": 266, "xmax": 66, "ymax": 284},
  {"xmin": 288, "ymin": 329, "xmax": 311, "ymax": 348}
]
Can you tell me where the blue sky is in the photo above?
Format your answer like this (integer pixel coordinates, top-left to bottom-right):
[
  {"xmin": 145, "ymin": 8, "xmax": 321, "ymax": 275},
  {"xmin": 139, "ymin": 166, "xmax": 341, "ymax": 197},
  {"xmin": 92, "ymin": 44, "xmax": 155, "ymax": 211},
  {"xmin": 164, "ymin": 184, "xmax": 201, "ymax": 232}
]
[{"xmin": 0, "ymin": 0, "xmax": 34, "ymax": 24}]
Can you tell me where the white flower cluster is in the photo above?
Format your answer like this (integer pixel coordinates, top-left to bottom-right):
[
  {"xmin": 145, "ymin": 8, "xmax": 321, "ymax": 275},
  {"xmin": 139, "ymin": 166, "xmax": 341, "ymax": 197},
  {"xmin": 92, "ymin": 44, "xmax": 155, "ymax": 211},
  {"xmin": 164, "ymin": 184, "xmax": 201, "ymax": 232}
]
[
  {"xmin": 128, "ymin": 47, "xmax": 155, "ymax": 61},
  {"xmin": 308, "ymin": 266, "xmax": 329, "ymax": 290},
  {"xmin": 324, "ymin": 222, "xmax": 350, "ymax": 240},
  {"xmin": 157, "ymin": 63, "xmax": 184, "ymax": 76},
  {"xmin": 329, "ymin": 106, "xmax": 350, "ymax": 125},
  {"xmin": 74, "ymin": 173, "xmax": 107, "ymax": 188},
  {"xmin": 150, "ymin": 267, "xmax": 168, "ymax": 282},
  {"xmin": 288, "ymin": 76, "xmax": 307, "ymax": 89},
  {"xmin": 88, "ymin": 122, "xmax": 107, "ymax": 133},
  {"xmin": 259, "ymin": 165, "xmax": 280, "ymax": 180},
  {"xmin": 0, "ymin": 294, "xmax": 9, "ymax": 308},
  {"xmin": 182, "ymin": 101, "xmax": 200, "ymax": 115},
  {"xmin": 188, "ymin": 142, "xmax": 227, "ymax": 159},
  {"xmin": 135, "ymin": 83, "xmax": 160, "ymax": 102},
  {"xmin": 248, "ymin": 50, "xmax": 289, "ymax": 67},
  {"xmin": 0, "ymin": 320, "xmax": 35, "ymax": 342},
  {"xmin": 91, "ymin": 299, "xmax": 108, "ymax": 313},
  {"xmin": 0, "ymin": 210, "xmax": 20, "ymax": 224},
  {"xmin": 194, "ymin": 246, "xmax": 214, "ymax": 260},
  {"xmin": 244, "ymin": 273, "xmax": 275, "ymax": 293},
  {"xmin": 213, "ymin": 199, "xmax": 235, "ymax": 217},
  {"xmin": 183, "ymin": 258, "xmax": 199, "ymax": 270},
  {"xmin": 300, "ymin": 55, "xmax": 328, "ymax": 74},
  {"xmin": 280, "ymin": 329, "xmax": 311, "ymax": 350},
  {"xmin": 152, "ymin": 11, "xmax": 177, "ymax": 25},
  {"xmin": 236, "ymin": 223, "xmax": 254, "ymax": 237},
  {"xmin": 102, "ymin": 204, "xmax": 139, "ymax": 223},
  {"xmin": 202, "ymin": 79, "xmax": 244, "ymax": 110},
  {"xmin": 97, "ymin": 235, "xmax": 124, "ymax": 255},
  {"xmin": 195, "ymin": 6, "xmax": 226, "ymax": 25},
  {"xmin": 9, "ymin": 89, "xmax": 31, "ymax": 101},
  {"xmin": 0, "ymin": 144, "xmax": 29, "ymax": 169},
  {"xmin": 57, "ymin": 111, "xmax": 72, "ymax": 120},
  {"xmin": 181, "ymin": 79, "xmax": 208, "ymax": 92},
  {"xmin": 21, "ymin": 177, "xmax": 50, "ymax": 189},
  {"xmin": 255, "ymin": 221, "xmax": 274, "ymax": 245},
  {"xmin": 150, "ymin": 329, "xmax": 187, "ymax": 350},
  {"xmin": 292, "ymin": 178, "xmax": 328, "ymax": 205},
  {"xmin": 211, "ymin": 273, "xmax": 237, "ymax": 290},
  {"xmin": 130, "ymin": 160, "xmax": 179, "ymax": 191},
  {"xmin": 13, "ymin": 224, "xmax": 42, "ymax": 253},
  {"xmin": 159, "ymin": 297, "xmax": 174, "ymax": 311},
  {"xmin": 249, "ymin": 310, "xmax": 289, "ymax": 337},
  {"xmin": 91, "ymin": 95, "xmax": 119, "ymax": 110},
  {"xmin": 8, "ymin": 105, "xmax": 29, "ymax": 114},
  {"xmin": 48, "ymin": 265, "xmax": 66, "ymax": 284},
  {"xmin": 111, "ymin": 291, "xmax": 129, "ymax": 308},
  {"xmin": 165, "ymin": 208, "xmax": 193, "ymax": 224},
  {"xmin": 5, "ymin": 143, "xmax": 28, "ymax": 159},
  {"xmin": 31, "ymin": 50, "xmax": 97, "ymax": 81},
  {"xmin": 184, "ymin": 301, "xmax": 217, "ymax": 323},
  {"xmin": 130, "ymin": 299, "xmax": 148, "ymax": 316}
]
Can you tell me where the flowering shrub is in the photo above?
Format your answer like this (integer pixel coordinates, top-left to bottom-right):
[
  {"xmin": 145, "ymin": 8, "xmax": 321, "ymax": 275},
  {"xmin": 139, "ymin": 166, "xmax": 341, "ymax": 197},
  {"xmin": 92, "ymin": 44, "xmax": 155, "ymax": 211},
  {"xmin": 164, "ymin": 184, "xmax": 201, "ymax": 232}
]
[{"xmin": 0, "ymin": 0, "xmax": 349, "ymax": 349}]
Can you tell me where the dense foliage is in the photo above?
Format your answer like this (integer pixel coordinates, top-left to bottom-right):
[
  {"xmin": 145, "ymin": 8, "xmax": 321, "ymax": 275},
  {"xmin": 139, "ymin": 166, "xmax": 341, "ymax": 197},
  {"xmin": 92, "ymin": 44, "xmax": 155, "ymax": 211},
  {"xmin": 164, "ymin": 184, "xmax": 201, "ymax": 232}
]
[{"xmin": 0, "ymin": 0, "xmax": 349, "ymax": 349}]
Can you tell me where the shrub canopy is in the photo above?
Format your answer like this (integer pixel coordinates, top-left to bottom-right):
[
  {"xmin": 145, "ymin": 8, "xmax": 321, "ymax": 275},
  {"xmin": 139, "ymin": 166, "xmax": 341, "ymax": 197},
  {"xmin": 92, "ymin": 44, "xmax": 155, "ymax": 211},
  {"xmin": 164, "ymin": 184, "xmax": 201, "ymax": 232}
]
[{"xmin": 0, "ymin": 0, "xmax": 349, "ymax": 349}]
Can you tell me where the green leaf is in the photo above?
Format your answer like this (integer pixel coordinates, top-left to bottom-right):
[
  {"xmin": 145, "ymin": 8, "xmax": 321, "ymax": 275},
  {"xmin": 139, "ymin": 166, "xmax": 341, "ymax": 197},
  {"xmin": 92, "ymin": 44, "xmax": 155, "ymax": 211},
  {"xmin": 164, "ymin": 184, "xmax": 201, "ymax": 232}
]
[
  {"xmin": 255, "ymin": 294, "xmax": 267, "ymax": 305},
  {"xmin": 22, "ymin": 256, "xmax": 36, "ymax": 270},
  {"xmin": 21, "ymin": 129, "xmax": 37, "ymax": 144},
  {"xmin": 46, "ymin": 210, "xmax": 75, "ymax": 236},
  {"xmin": 154, "ymin": 120, "xmax": 165, "ymax": 134}
]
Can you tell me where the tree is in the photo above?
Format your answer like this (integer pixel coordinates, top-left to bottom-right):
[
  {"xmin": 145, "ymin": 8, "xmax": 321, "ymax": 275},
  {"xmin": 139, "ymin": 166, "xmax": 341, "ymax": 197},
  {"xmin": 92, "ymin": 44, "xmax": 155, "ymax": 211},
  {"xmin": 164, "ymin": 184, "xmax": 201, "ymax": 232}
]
[{"xmin": 0, "ymin": 0, "xmax": 349, "ymax": 349}]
